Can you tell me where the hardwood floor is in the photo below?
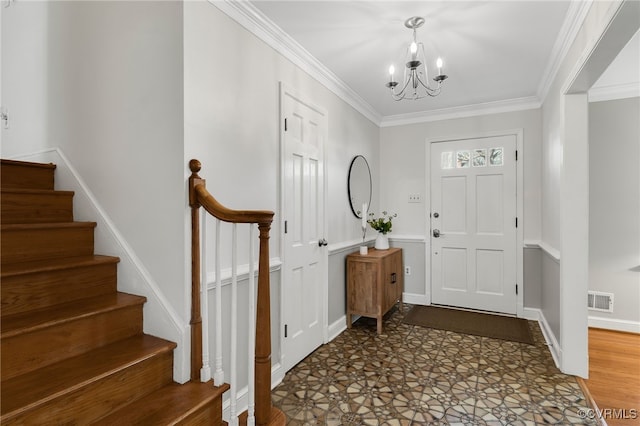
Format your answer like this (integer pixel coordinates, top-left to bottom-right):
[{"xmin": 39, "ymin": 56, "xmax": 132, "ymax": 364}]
[{"xmin": 581, "ymin": 328, "xmax": 640, "ymax": 426}]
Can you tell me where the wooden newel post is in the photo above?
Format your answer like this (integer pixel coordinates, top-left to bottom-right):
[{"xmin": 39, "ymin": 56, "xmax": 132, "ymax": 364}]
[
  {"xmin": 189, "ymin": 159, "xmax": 204, "ymax": 382},
  {"xmin": 255, "ymin": 221, "xmax": 273, "ymax": 425}
]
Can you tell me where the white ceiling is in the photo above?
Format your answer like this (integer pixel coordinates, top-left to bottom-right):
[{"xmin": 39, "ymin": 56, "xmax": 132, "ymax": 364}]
[{"xmin": 249, "ymin": 1, "xmax": 574, "ymax": 119}]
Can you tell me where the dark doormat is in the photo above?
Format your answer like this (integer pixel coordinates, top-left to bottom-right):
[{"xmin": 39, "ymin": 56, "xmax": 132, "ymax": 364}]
[{"xmin": 403, "ymin": 305, "xmax": 534, "ymax": 344}]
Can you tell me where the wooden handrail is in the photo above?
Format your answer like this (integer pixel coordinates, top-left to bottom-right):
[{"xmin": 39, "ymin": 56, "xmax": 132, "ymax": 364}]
[
  {"xmin": 188, "ymin": 159, "xmax": 283, "ymax": 426},
  {"xmin": 194, "ymin": 184, "xmax": 274, "ymax": 225}
]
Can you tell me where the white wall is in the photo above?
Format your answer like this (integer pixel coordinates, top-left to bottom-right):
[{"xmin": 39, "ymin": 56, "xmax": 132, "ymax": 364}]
[
  {"xmin": 1, "ymin": 1, "xmax": 49, "ymax": 155},
  {"xmin": 3, "ymin": 0, "xmax": 379, "ymax": 386},
  {"xmin": 184, "ymin": 1, "xmax": 379, "ymax": 251},
  {"xmin": 589, "ymin": 96, "xmax": 640, "ymax": 330},
  {"xmin": 2, "ymin": 0, "xmax": 190, "ymax": 379},
  {"xmin": 539, "ymin": 0, "xmax": 639, "ymax": 376},
  {"xmin": 183, "ymin": 0, "xmax": 379, "ymax": 383},
  {"xmin": 379, "ymin": 109, "xmax": 542, "ymax": 302},
  {"xmin": 379, "ymin": 109, "xmax": 541, "ymax": 239}
]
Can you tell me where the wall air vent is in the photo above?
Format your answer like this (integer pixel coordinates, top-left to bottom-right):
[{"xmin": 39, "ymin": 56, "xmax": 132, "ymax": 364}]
[{"xmin": 587, "ymin": 291, "xmax": 614, "ymax": 313}]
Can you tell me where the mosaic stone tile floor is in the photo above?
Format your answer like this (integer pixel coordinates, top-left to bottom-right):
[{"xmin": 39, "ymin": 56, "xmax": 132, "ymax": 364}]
[{"xmin": 272, "ymin": 304, "xmax": 596, "ymax": 425}]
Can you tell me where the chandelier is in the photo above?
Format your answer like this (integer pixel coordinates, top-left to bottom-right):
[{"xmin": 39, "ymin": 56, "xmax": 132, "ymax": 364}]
[{"xmin": 385, "ymin": 16, "xmax": 448, "ymax": 101}]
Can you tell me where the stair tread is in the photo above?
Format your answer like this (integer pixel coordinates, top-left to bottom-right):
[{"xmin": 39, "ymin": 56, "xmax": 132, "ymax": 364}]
[
  {"xmin": 1, "ymin": 292, "xmax": 145, "ymax": 338},
  {"xmin": 1, "ymin": 254, "xmax": 119, "ymax": 277},
  {"xmin": 94, "ymin": 380, "xmax": 230, "ymax": 425},
  {"xmin": 1, "ymin": 188, "xmax": 74, "ymax": 196},
  {"xmin": 1, "ymin": 221, "xmax": 96, "ymax": 231},
  {"xmin": 1, "ymin": 159, "xmax": 56, "ymax": 170},
  {"xmin": 1, "ymin": 334, "xmax": 177, "ymax": 417}
]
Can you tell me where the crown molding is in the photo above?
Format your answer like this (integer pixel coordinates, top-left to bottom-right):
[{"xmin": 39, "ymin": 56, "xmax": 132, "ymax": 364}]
[
  {"xmin": 379, "ymin": 96, "xmax": 541, "ymax": 128},
  {"xmin": 537, "ymin": 0, "xmax": 593, "ymax": 103},
  {"xmin": 208, "ymin": 0, "xmax": 382, "ymax": 126},
  {"xmin": 207, "ymin": 0, "xmax": 590, "ymax": 130},
  {"xmin": 588, "ymin": 82, "xmax": 640, "ymax": 102}
]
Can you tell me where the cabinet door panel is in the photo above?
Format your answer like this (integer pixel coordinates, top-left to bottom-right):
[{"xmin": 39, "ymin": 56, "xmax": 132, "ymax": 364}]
[{"xmin": 347, "ymin": 261, "xmax": 378, "ymax": 314}]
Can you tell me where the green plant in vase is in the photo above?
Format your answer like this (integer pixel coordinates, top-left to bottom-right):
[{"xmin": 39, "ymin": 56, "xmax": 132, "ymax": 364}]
[{"xmin": 367, "ymin": 211, "xmax": 397, "ymax": 250}]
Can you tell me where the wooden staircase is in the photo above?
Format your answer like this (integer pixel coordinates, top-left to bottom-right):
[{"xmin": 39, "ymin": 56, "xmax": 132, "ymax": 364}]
[{"xmin": 1, "ymin": 159, "xmax": 229, "ymax": 425}]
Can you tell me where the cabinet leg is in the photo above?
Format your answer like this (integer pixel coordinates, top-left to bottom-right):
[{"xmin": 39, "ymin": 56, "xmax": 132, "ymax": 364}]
[
  {"xmin": 347, "ymin": 313, "xmax": 352, "ymax": 329},
  {"xmin": 377, "ymin": 317, "xmax": 383, "ymax": 335}
]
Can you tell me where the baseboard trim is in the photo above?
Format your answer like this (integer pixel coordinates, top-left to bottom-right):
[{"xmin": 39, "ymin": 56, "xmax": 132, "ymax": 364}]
[
  {"xmin": 521, "ymin": 307, "xmax": 540, "ymax": 321},
  {"xmin": 576, "ymin": 377, "xmax": 607, "ymax": 426},
  {"xmin": 588, "ymin": 316, "xmax": 640, "ymax": 334},
  {"xmin": 327, "ymin": 315, "xmax": 347, "ymax": 342},
  {"xmin": 536, "ymin": 308, "xmax": 562, "ymax": 369},
  {"xmin": 403, "ymin": 293, "xmax": 430, "ymax": 305}
]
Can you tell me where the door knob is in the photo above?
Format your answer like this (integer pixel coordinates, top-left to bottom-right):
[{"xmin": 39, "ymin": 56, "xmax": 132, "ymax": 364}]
[
  {"xmin": 433, "ymin": 229, "xmax": 441, "ymax": 238},
  {"xmin": 318, "ymin": 238, "xmax": 328, "ymax": 247}
]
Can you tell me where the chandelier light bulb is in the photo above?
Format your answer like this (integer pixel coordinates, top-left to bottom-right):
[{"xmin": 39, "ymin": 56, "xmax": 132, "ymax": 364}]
[
  {"xmin": 436, "ymin": 57, "xmax": 443, "ymax": 74},
  {"xmin": 410, "ymin": 42, "xmax": 418, "ymax": 58},
  {"xmin": 389, "ymin": 65, "xmax": 395, "ymax": 76}
]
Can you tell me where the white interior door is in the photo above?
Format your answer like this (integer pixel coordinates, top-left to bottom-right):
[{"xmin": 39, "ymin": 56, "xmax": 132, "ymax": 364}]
[
  {"xmin": 431, "ymin": 135, "xmax": 517, "ymax": 314},
  {"xmin": 281, "ymin": 87, "xmax": 326, "ymax": 372}
]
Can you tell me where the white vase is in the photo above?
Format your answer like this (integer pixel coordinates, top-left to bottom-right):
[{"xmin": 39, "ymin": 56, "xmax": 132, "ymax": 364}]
[{"xmin": 375, "ymin": 233, "xmax": 389, "ymax": 250}]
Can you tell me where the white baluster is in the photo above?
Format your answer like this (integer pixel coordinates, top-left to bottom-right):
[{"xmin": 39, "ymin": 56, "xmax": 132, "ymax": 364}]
[
  {"xmin": 247, "ymin": 224, "xmax": 256, "ymax": 426},
  {"xmin": 229, "ymin": 224, "xmax": 239, "ymax": 426},
  {"xmin": 213, "ymin": 219, "xmax": 224, "ymax": 385},
  {"xmin": 200, "ymin": 210, "xmax": 211, "ymax": 382}
]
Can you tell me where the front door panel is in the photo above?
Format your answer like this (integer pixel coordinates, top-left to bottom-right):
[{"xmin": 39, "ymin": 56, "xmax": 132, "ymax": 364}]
[{"xmin": 431, "ymin": 135, "xmax": 517, "ymax": 314}]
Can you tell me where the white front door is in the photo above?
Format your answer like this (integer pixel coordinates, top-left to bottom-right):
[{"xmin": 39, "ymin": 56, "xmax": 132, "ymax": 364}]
[
  {"xmin": 431, "ymin": 135, "xmax": 517, "ymax": 314},
  {"xmin": 281, "ymin": 86, "xmax": 326, "ymax": 372}
]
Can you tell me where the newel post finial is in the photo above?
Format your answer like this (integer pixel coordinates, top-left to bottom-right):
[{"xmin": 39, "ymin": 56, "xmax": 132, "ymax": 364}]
[
  {"xmin": 189, "ymin": 159, "xmax": 202, "ymax": 175},
  {"xmin": 188, "ymin": 159, "xmax": 205, "ymax": 208}
]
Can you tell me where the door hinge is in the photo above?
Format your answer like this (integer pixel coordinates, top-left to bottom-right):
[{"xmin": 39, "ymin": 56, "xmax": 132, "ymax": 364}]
[
  {"xmin": 515, "ymin": 217, "xmax": 518, "ymax": 228},
  {"xmin": 284, "ymin": 118, "xmax": 288, "ymax": 132},
  {"xmin": 284, "ymin": 220, "xmax": 288, "ymax": 234},
  {"xmin": 515, "ymin": 150, "xmax": 518, "ymax": 161},
  {"xmin": 516, "ymin": 284, "xmax": 519, "ymax": 295},
  {"xmin": 284, "ymin": 324, "xmax": 288, "ymax": 338}
]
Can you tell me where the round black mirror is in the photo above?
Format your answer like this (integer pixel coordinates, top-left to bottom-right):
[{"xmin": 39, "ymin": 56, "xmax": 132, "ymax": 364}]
[{"xmin": 348, "ymin": 155, "xmax": 372, "ymax": 219}]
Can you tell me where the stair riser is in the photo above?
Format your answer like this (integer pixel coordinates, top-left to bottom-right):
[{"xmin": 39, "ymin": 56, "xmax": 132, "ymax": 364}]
[
  {"xmin": 0, "ymin": 161, "xmax": 55, "ymax": 191},
  {"xmin": 2, "ymin": 304, "xmax": 143, "ymax": 381},
  {"xmin": 1, "ymin": 262, "xmax": 118, "ymax": 317},
  {"xmin": 1, "ymin": 225, "xmax": 94, "ymax": 265},
  {"xmin": 1, "ymin": 351, "xmax": 174, "ymax": 425},
  {"xmin": 1, "ymin": 191, "xmax": 74, "ymax": 224},
  {"xmin": 178, "ymin": 400, "xmax": 224, "ymax": 426}
]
